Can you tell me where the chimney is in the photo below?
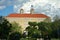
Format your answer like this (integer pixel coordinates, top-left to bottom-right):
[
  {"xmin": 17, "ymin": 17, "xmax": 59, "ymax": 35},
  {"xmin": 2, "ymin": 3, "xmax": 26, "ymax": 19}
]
[
  {"xmin": 30, "ymin": 5, "xmax": 34, "ymax": 14},
  {"xmin": 20, "ymin": 9, "xmax": 24, "ymax": 14}
]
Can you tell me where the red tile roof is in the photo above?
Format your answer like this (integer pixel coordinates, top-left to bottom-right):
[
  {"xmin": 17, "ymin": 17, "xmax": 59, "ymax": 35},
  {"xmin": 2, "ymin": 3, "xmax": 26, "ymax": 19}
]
[{"xmin": 7, "ymin": 13, "xmax": 49, "ymax": 18}]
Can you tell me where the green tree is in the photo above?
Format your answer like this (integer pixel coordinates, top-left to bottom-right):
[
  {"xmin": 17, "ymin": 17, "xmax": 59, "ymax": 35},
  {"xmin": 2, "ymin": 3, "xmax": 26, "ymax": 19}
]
[
  {"xmin": 9, "ymin": 32, "xmax": 22, "ymax": 40},
  {"xmin": 53, "ymin": 15, "xmax": 60, "ymax": 21},
  {"xmin": 37, "ymin": 22, "xmax": 52, "ymax": 38},
  {"xmin": 51, "ymin": 15, "xmax": 60, "ymax": 38},
  {"xmin": 25, "ymin": 22, "xmax": 41, "ymax": 40},
  {"xmin": 25, "ymin": 18, "xmax": 60, "ymax": 39},
  {"xmin": 11, "ymin": 22, "xmax": 22, "ymax": 34},
  {"xmin": 0, "ymin": 16, "xmax": 12, "ymax": 39},
  {"xmin": 28, "ymin": 22, "xmax": 37, "ymax": 27},
  {"xmin": 50, "ymin": 19, "xmax": 60, "ymax": 38}
]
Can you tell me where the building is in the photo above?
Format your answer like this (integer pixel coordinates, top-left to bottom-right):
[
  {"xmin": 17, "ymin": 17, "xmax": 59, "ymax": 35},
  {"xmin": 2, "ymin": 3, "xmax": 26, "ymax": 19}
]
[{"xmin": 5, "ymin": 6, "xmax": 51, "ymax": 32}]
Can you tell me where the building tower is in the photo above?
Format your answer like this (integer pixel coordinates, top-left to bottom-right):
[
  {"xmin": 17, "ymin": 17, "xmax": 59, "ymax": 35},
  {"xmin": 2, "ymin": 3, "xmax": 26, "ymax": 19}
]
[
  {"xmin": 20, "ymin": 9, "xmax": 24, "ymax": 14},
  {"xmin": 30, "ymin": 5, "xmax": 34, "ymax": 14}
]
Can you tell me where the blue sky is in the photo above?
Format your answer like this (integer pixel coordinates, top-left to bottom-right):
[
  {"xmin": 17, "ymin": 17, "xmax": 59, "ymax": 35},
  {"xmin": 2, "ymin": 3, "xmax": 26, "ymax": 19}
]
[
  {"xmin": 0, "ymin": 0, "xmax": 14, "ymax": 16},
  {"xmin": 0, "ymin": 0, "xmax": 60, "ymax": 17},
  {"xmin": 0, "ymin": 5, "xmax": 13, "ymax": 16}
]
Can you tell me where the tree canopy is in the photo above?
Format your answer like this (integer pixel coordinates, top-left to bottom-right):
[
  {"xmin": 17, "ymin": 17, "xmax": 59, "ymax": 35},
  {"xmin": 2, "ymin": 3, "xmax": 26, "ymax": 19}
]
[{"xmin": 0, "ymin": 16, "xmax": 12, "ymax": 39}]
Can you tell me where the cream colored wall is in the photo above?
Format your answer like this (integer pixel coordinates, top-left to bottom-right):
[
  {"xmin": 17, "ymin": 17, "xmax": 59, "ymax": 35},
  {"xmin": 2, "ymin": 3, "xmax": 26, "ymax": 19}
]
[{"xmin": 5, "ymin": 17, "xmax": 46, "ymax": 32}]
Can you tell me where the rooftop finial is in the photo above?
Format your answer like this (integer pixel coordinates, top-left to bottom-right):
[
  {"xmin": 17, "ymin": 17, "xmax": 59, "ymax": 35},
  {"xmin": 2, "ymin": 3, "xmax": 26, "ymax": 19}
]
[
  {"xmin": 20, "ymin": 8, "xmax": 24, "ymax": 14},
  {"xmin": 30, "ymin": 5, "xmax": 34, "ymax": 14},
  {"xmin": 31, "ymin": 5, "xmax": 33, "ymax": 8}
]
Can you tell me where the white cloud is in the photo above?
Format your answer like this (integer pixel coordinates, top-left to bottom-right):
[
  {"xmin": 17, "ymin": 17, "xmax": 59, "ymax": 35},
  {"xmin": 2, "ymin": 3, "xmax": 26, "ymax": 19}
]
[
  {"xmin": 16, "ymin": 0, "xmax": 49, "ymax": 13},
  {"xmin": 0, "ymin": 6, "xmax": 6, "ymax": 10},
  {"xmin": 14, "ymin": 0, "xmax": 59, "ymax": 13},
  {"xmin": 0, "ymin": 0, "xmax": 14, "ymax": 6},
  {"xmin": 0, "ymin": 0, "xmax": 59, "ymax": 18}
]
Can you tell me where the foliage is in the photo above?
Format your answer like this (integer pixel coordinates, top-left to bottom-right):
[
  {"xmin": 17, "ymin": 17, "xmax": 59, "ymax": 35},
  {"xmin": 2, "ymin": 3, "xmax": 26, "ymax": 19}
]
[
  {"xmin": 25, "ymin": 20, "xmax": 60, "ymax": 39},
  {"xmin": 26, "ymin": 22, "xmax": 41, "ymax": 38},
  {"xmin": 0, "ymin": 16, "xmax": 22, "ymax": 40},
  {"xmin": 0, "ymin": 16, "xmax": 60, "ymax": 39},
  {"xmin": 11, "ymin": 22, "xmax": 22, "ymax": 34},
  {"xmin": 0, "ymin": 16, "xmax": 12, "ymax": 39},
  {"xmin": 9, "ymin": 32, "xmax": 22, "ymax": 40},
  {"xmin": 37, "ymin": 22, "xmax": 52, "ymax": 38},
  {"xmin": 53, "ymin": 15, "xmax": 60, "ymax": 21},
  {"xmin": 28, "ymin": 22, "xmax": 37, "ymax": 27},
  {"xmin": 50, "ymin": 19, "xmax": 60, "ymax": 38},
  {"xmin": 9, "ymin": 22, "xmax": 23, "ymax": 40}
]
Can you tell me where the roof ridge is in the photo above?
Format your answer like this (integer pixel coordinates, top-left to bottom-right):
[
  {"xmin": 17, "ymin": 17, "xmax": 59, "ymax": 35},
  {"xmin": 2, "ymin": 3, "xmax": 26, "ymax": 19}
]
[{"xmin": 7, "ymin": 13, "xmax": 49, "ymax": 18}]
